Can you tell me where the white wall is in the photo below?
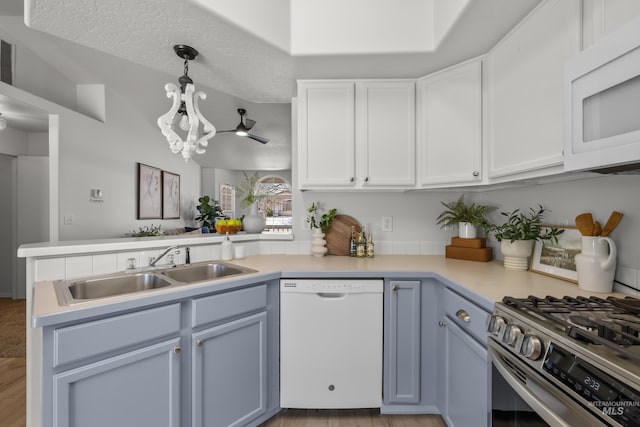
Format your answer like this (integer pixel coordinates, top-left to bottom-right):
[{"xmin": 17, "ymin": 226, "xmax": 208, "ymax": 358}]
[{"xmin": 0, "ymin": 154, "xmax": 15, "ymax": 297}]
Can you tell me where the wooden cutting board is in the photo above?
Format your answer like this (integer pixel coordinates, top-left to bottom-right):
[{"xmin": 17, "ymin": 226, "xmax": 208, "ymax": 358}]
[{"xmin": 325, "ymin": 215, "xmax": 361, "ymax": 256}]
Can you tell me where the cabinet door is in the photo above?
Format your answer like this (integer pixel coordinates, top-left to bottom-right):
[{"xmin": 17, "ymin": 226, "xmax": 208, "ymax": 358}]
[
  {"xmin": 297, "ymin": 81, "xmax": 356, "ymax": 188},
  {"xmin": 357, "ymin": 81, "xmax": 416, "ymax": 187},
  {"xmin": 52, "ymin": 338, "xmax": 181, "ymax": 427},
  {"xmin": 418, "ymin": 60, "xmax": 482, "ymax": 186},
  {"xmin": 192, "ymin": 312, "xmax": 267, "ymax": 427},
  {"xmin": 443, "ymin": 319, "xmax": 489, "ymax": 427},
  {"xmin": 486, "ymin": 0, "xmax": 580, "ymax": 179},
  {"xmin": 384, "ymin": 281, "xmax": 421, "ymax": 404}
]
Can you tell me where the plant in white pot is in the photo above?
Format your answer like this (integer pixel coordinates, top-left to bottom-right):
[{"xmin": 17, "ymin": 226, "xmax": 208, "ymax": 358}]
[
  {"xmin": 489, "ymin": 206, "xmax": 564, "ymax": 271},
  {"xmin": 235, "ymin": 171, "xmax": 266, "ymax": 234},
  {"xmin": 435, "ymin": 195, "xmax": 495, "ymax": 238},
  {"xmin": 306, "ymin": 202, "xmax": 337, "ymax": 257}
]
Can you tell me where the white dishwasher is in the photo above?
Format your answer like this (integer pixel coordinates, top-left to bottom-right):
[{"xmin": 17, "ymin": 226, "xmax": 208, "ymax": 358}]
[{"xmin": 280, "ymin": 278, "xmax": 383, "ymax": 409}]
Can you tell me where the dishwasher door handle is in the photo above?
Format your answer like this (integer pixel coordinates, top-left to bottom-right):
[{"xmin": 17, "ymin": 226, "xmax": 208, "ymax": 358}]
[{"xmin": 316, "ymin": 292, "xmax": 347, "ymax": 299}]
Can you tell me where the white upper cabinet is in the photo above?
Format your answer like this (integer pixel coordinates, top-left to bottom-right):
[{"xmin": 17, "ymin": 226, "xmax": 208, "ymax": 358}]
[
  {"xmin": 486, "ymin": 0, "xmax": 581, "ymax": 181},
  {"xmin": 417, "ymin": 60, "xmax": 482, "ymax": 187},
  {"xmin": 356, "ymin": 81, "xmax": 416, "ymax": 187},
  {"xmin": 297, "ymin": 81, "xmax": 356, "ymax": 188},
  {"xmin": 297, "ymin": 80, "xmax": 415, "ymax": 190}
]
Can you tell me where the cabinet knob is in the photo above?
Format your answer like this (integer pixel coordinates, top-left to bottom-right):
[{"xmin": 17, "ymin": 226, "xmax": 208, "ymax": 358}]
[
  {"xmin": 438, "ymin": 321, "xmax": 446, "ymax": 327},
  {"xmin": 364, "ymin": 177, "xmax": 369, "ymax": 182},
  {"xmin": 456, "ymin": 309, "xmax": 471, "ymax": 322},
  {"xmin": 392, "ymin": 285, "xmax": 399, "ymax": 291},
  {"xmin": 197, "ymin": 340, "xmax": 204, "ymax": 347},
  {"xmin": 350, "ymin": 177, "xmax": 355, "ymax": 182},
  {"xmin": 173, "ymin": 346, "xmax": 182, "ymax": 354},
  {"xmin": 472, "ymin": 171, "xmax": 480, "ymax": 177}
]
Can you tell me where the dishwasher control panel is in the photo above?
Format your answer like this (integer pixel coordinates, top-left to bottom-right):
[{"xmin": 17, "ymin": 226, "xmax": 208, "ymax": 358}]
[{"xmin": 280, "ymin": 279, "xmax": 383, "ymax": 293}]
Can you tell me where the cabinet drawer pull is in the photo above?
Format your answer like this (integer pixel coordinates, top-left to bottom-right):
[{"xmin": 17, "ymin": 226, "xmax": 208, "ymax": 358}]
[
  {"xmin": 438, "ymin": 320, "xmax": 446, "ymax": 327},
  {"xmin": 173, "ymin": 346, "xmax": 182, "ymax": 354},
  {"xmin": 472, "ymin": 171, "xmax": 480, "ymax": 177},
  {"xmin": 196, "ymin": 340, "xmax": 204, "ymax": 347},
  {"xmin": 456, "ymin": 309, "xmax": 471, "ymax": 322}
]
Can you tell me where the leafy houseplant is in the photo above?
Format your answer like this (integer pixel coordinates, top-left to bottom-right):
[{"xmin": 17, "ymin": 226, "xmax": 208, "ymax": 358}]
[
  {"xmin": 306, "ymin": 202, "xmax": 337, "ymax": 233},
  {"xmin": 489, "ymin": 206, "xmax": 563, "ymax": 243},
  {"xmin": 489, "ymin": 205, "xmax": 564, "ymax": 271},
  {"xmin": 235, "ymin": 171, "xmax": 266, "ymax": 209},
  {"xmin": 195, "ymin": 196, "xmax": 224, "ymax": 230},
  {"xmin": 435, "ymin": 195, "xmax": 495, "ymax": 238}
]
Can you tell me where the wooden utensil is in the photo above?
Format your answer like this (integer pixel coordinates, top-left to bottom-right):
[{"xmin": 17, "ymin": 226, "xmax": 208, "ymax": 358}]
[
  {"xmin": 575, "ymin": 213, "xmax": 594, "ymax": 236},
  {"xmin": 601, "ymin": 211, "xmax": 623, "ymax": 237},
  {"xmin": 592, "ymin": 221, "xmax": 601, "ymax": 236}
]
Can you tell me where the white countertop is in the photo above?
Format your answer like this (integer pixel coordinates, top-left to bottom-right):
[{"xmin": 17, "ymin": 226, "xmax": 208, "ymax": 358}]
[{"xmin": 32, "ymin": 255, "xmax": 628, "ymax": 328}]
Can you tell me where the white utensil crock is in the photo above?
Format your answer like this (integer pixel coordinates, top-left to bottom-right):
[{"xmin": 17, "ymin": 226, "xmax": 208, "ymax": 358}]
[{"xmin": 574, "ymin": 236, "xmax": 617, "ymax": 293}]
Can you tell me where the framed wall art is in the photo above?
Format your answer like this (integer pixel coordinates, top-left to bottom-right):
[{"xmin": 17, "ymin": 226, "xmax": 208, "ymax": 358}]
[
  {"xmin": 137, "ymin": 163, "xmax": 162, "ymax": 219},
  {"xmin": 219, "ymin": 183, "xmax": 235, "ymax": 218},
  {"xmin": 530, "ymin": 225, "xmax": 582, "ymax": 283},
  {"xmin": 162, "ymin": 171, "xmax": 180, "ymax": 219}
]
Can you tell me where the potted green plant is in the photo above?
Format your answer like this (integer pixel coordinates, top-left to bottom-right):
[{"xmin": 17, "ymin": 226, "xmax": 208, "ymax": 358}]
[
  {"xmin": 235, "ymin": 171, "xmax": 266, "ymax": 233},
  {"xmin": 489, "ymin": 205, "xmax": 564, "ymax": 271},
  {"xmin": 195, "ymin": 196, "xmax": 224, "ymax": 231},
  {"xmin": 306, "ymin": 202, "xmax": 337, "ymax": 257},
  {"xmin": 435, "ymin": 195, "xmax": 495, "ymax": 238}
]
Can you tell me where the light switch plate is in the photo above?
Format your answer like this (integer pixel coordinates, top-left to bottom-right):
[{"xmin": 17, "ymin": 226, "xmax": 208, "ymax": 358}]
[{"xmin": 382, "ymin": 216, "xmax": 393, "ymax": 232}]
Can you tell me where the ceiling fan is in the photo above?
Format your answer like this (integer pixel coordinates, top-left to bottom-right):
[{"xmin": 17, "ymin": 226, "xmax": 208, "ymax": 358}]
[{"xmin": 218, "ymin": 108, "xmax": 269, "ymax": 144}]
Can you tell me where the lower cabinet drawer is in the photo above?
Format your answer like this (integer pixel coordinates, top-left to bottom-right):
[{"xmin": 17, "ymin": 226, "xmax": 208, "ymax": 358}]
[
  {"xmin": 192, "ymin": 284, "xmax": 267, "ymax": 327},
  {"xmin": 53, "ymin": 303, "xmax": 181, "ymax": 367},
  {"xmin": 443, "ymin": 289, "xmax": 490, "ymax": 345}
]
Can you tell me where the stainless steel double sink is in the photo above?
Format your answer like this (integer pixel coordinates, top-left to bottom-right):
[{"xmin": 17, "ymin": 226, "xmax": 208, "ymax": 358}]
[{"xmin": 53, "ymin": 262, "xmax": 258, "ymax": 306}]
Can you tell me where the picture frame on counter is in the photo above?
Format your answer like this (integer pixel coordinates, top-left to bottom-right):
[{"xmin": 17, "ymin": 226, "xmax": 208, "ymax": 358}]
[
  {"xmin": 530, "ymin": 226, "xmax": 581, "ymax": 283},
  {"xmin": 162, "ymin": 171, "xmax": 180, "ymax": 219},
  {"xmin": 137, "ymin": 163, "xmax": 162, "ymax": 219}
]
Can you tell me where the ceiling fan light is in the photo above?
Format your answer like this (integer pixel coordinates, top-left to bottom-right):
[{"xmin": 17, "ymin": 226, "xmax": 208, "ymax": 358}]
[{"xmin": 236, "ymin": 130, "xmax": 248, "ymax": 137}]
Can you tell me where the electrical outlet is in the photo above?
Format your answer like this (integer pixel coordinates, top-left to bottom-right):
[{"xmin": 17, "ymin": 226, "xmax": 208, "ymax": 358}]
[
  {"xmin": 63, "ymin": 215, "xmax": 74, "ymax": 225},
  {"xmin": 382, "ymin": 216, "xmax": 393, "ymax": 232}
]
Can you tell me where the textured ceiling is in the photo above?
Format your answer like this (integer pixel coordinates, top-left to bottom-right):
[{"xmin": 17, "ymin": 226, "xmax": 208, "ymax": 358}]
[{"xmin": 24, "ymin": 0, "xmax": 542, "ymax": 103}]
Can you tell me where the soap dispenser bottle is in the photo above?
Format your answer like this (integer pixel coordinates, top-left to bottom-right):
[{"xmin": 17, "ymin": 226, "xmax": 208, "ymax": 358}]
[{"xmin": 221, "ymin": 232, "xmax": 234, "ymax": 261}]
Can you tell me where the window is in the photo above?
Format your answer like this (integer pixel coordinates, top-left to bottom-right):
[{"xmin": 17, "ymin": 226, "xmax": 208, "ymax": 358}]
[{"xmin": 255, "ymin": 175, "xmax": 292, "ymax": 233}]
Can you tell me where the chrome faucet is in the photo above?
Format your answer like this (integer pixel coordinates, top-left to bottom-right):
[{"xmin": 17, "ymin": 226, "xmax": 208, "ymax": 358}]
[{"xmin": 149, "ymin": 245, "xmax": 179, "ymax": 267}]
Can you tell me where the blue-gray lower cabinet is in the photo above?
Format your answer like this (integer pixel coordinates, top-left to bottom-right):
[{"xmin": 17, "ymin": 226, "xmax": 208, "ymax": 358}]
[
  {"xmin": 192, "ymin": 311, "xmax": 267, "ymax": 427},
  {"xmin": 52, "ymin": 338, "xmax": 182, "ymax": 427},
  {"xmin": 439, "ymin": 288, "xmax": 491, "ymax": 427},
  {"xmin": 383, "ymin": 279, "xmax": 439, "ymax": 414}
]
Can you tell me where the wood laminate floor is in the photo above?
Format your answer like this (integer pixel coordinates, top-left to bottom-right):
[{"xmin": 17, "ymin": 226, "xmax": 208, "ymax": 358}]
[
  {"xmin": 0, "ymin": 358, "xmax": 26, "ymax": 427},
  {"xmin": 260, "ymin": 409, "xmax": 447, "ymax": 427}
]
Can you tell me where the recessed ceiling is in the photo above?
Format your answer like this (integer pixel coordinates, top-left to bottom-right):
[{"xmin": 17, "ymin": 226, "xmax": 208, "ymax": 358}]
[{"xmin": 24, "ymin": 0, "xmax": 542, "ymax": 103}]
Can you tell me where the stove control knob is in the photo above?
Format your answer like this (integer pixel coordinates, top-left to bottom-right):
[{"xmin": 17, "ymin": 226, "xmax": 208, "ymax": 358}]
[
  {"xmin": 521, "ymin": 335, "xmax": 543, "ymax": 360},
  {"xmin": 488, "ymin": 315, "xmax": 506, "ymax": 335},
  {"xmin": 503, "ymin": 325, "xmax": 522, "ymax": 346}
]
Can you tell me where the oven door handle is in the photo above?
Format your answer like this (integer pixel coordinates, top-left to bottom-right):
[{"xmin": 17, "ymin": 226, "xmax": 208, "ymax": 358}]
[{"xmin": 489, "ymin": 345, "xmax": 578, "ymax": 427}]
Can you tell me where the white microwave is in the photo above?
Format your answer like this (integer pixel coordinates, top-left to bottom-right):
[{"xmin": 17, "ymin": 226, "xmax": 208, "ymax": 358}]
[{"xmin": 564, "ymin": 14, "xmax": 640, "ymax": 173}]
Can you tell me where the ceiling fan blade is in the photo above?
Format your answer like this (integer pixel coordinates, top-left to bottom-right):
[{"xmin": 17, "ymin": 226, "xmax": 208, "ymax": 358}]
[
  {"xmin": 247, "ymin": 134, "xmax": 269, "ymax": 144},
  {"xmin": 217, "ymin": 129, "xmax": 236, "ymax": 133},
  {"xmin": 245, "ymin": 118, "xmax": 256, "ymax": 131}
]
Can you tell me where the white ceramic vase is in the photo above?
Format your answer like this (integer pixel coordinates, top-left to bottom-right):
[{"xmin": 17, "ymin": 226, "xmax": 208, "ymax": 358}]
[
  {"xmin": 311, "ymin": 228, "xmax": 328, "ymax": 257},
  {"xmin": 242, "ymin": 203, "xmax": 265, "ymax": 234},
  {"xmin": 458, "ymin": 222, "xmax": 477, "ymax": 239},
  {"xmin": 575, "ymin": 236, "xmax": 617, "ymax": 293},
  {"xmin": 500, "ymin": 240, "xmax": 534, "ymax": 271}
]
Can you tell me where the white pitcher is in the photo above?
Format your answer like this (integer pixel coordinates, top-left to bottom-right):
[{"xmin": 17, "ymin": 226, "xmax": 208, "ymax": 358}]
[{"xmin": 574, "ymin": 236, "xmax": 617, "ymax": 293}]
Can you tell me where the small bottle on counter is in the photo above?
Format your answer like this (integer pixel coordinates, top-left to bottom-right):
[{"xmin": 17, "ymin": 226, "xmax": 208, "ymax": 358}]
[
  {"xmin": 221, "ymin": 232, "xmax": 234, "ymax": 261},
  {"xmin": 366, "ymin": 232, "xmax": 375, "ymax": 258},
  {"xmin": 356, "ymin": 230, "xmax": 366, "ymax": 258},
  {"xmin": 349, "ymin": 226, "xmax": 357, "ymax": 257}
]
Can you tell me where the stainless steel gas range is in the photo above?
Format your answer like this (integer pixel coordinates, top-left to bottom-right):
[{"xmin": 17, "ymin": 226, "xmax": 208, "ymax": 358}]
[{"xmin": 488, "ymin": 295, "xmax": 640, "ymax": 427}]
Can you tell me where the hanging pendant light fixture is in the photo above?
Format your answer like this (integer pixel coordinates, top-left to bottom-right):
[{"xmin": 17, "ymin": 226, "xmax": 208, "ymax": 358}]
[{"xmin": 157, "ymin": 45, "xmax": 216, "ymax": 162}]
